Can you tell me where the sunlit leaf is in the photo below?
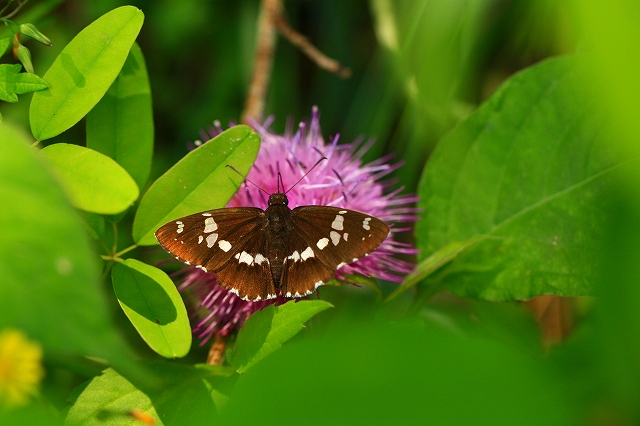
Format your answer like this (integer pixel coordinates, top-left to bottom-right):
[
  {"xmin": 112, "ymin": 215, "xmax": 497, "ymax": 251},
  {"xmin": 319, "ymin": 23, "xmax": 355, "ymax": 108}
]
[
  {"xmin": 40, "ymin": 143, "xmax": 139, "ymax": 215},
  {"xmin": 0, "ymin": 63, "xmax": 48, "ymax": 102},
  {"xmin": 132, "ymin": 125, "xmax": 260, "ymax": 246},
  {"xmin": 112, "ymin": 259, "xmax": 191, "ymax": 358},
  {"xmin": 65, "ymin": 368, "xmax": 162, "ymax": 426},
  {"xmin": 231, "ymin": 300, "xmax": 333, "ymax": 374},
  {"xmin": 29, "ymin": 6, "xmax": 144, "ymax": 140}
]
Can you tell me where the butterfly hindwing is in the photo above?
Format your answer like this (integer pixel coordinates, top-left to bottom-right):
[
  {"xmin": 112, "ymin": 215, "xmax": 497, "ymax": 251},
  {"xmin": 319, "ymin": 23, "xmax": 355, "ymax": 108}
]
[
  {"xmin": 279, "ymin": 230, "xmax": 336, "ymax": 297},
  {"xmin": 214, "ymin": 228, "xmax": 277, "ymax": 301}
]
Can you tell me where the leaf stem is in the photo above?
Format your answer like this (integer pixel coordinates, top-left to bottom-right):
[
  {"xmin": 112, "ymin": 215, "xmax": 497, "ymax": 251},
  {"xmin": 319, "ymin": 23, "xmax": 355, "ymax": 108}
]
[{"xmin": 114, "ymin": 244, "xmax": 138, "ymax": 258}]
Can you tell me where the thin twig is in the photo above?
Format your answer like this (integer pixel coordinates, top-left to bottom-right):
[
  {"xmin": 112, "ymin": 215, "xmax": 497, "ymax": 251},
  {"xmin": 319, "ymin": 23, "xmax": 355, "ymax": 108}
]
[
  {"xmin": 242, "ymin": 0, "xmax": 281, "ymax": 124},
  {"xmin": 274, "ymin": 13, "xmax": 351, "ymax": 78},
  {"xmin": 3, "ymin": 0, "xmax": 29, "ymax": 19}
]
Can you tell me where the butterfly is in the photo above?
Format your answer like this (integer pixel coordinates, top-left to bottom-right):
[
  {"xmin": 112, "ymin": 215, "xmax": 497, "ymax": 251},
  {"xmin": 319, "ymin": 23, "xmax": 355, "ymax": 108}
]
[{"xmin": 155, "ymin": 172, "xmax": 390, "ymax": 302}]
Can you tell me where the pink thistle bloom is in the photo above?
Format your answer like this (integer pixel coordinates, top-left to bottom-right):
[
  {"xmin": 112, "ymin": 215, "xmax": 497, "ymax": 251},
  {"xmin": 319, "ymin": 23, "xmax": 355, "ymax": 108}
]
[{"xmin": 179, "ymin": 108, "xmax": 417, "ymax": 344}]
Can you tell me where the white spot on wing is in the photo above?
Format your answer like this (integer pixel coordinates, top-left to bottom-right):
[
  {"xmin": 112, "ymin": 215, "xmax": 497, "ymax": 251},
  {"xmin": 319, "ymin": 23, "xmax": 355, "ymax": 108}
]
[
  {"xmin": 330, "ymin": 230, "xmax": 341, "ymax": 246},
  {"xmin": 176, "ymin": 221, "xmax": 184, "ymax": 233},
  {"xmin": 204, "ymin": 217, "xmax": 218, "ymax": 233},
  {"xmin": 331, "ymin": 214, "xmax": 344, "ymax": 231},
  {"xmin": 255, "ymin": 253, "xmax": 267, "ymax": 265},
  {"xmin": 202, "ymin": 213, "xmax": 212, "ymax": 216},
  {"xmin": 206, "ymin": 233, "xmax": 218, "ymax": 248},
  {"xmin": 218, "ymin": 240, "xmax": 232, "ymax": 252},
  {"xmin": 315, "ymin": 281, "xmax": 324, "ymax": 289},
  {"xmin": 238, "ymin": 251, "xmax": 254, "ymax": 265},
  {"xmin": 363, "ymin": 217, "xmax": 372, "ymax": 231},
  {"xmin": 287, "ymin": 251, "xmax": 301, "ymax": 262},
  {"xmin": 196, "ymin": 265, "xmax": 208, "ymax": 272},
  {"xmin": 198, "ymin": 235, "xmax": 204, "ymax": 244},
  {"xmin": 317, "ymin": 237, "xmax": 329, "ymax": 250},
  {"xmin": 336, "ymin": 262, "xmax": 347, "ymax": 269},
  {"xmin": 301, "ymin": 246, "xmax": 314, "ymax": 260},
  {"xmin": 343, "ymin": 233, "xmax": 349, "ymax": 241},
  {"xmin": 339, "ymin": 210, "xmax": 347, "ymax": 214}
]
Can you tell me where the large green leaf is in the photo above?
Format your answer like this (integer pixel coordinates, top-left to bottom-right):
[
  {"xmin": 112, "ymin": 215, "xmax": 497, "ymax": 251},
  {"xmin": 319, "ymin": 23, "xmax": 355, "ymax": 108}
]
[
  {"xmin": 415, "ymin": 56, "xmax": 621, "ymax": 301},
  {"xmin": 231, "ymin": 300, "xmax": 333, "ymax": 374},
  {"xmin": 40, "ymin": 143, "xmax": 139, "ymax": 215},
  {"xmin": 29, "ymin": 6, "xmax": 144, "ymax": 140},
  {"xmin": 112, "ymin": 259, "xmax": 191, "ymax": 358},
  {"xmin": 65, "ymin": 368, "xmax": 162, "ymax": 426},
  {"xmin": 132, "ymin": 125, "xmax": 260, "ymax": 246},
  {"xmin": 222, "ymin": 321, "xmax": 575, "ymax": 424},
  {"xmin": 86, "ymin": 42, "xmax": 153, "ymax": 189},
  {"xmin": 0, "ymin": 125, "xmax": 130, "ymax": 362},
  {"xmin": 0, "ymin": 63, "xmax": 48, "ymax": 102}
]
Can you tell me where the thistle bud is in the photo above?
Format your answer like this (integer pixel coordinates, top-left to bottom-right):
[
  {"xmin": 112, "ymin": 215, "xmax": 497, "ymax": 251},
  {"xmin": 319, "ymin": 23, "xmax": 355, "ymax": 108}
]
[
  {"xmin": 16, "ymin": 43, "xmax": 34, "ymax": 73},
  {"xmin": 19, "ymin": 23, "xmax": 52, "ymax": 46}
]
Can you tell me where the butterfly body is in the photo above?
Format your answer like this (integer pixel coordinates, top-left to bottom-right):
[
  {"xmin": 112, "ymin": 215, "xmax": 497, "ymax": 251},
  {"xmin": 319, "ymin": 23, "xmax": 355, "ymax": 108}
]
[{"xmin": 156, "ymin": 191, "xmax": 390, "ymax": 302}]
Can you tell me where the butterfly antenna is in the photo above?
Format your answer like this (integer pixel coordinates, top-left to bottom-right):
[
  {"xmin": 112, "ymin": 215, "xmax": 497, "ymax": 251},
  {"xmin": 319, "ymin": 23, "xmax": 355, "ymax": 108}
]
[
  {"xmin": 226, "ymin": 165, "xmax": 270, "ymax": 196},
  {"xmin": 285, "ymin": 157, "xmax": 327, "ymax": 194}
]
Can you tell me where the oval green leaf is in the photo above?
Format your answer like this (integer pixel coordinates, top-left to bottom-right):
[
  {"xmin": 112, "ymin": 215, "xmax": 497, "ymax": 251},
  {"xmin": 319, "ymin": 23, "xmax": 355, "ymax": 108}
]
[
  {"xmin": 65, "ymin": 368, "xmax": 161, "ymax": 426},
  {"xmin": 0, "ymin": 124, "xmax": 130, "ymax": 363},
  {"xmin": 415, "ymin": 56, "xmax": 622, "ymax": 301},
  {"xmin": 29, "ymin": 6, "xmax": 144, "ymax": 140},
  {"xmin": 40, "ymin": 143, "xmax": 139, "ymax": 215},
  {"xmin": 87, "ymin": 42, "xmax": 153, "ymax": 189},
  {"xmin": 132, "ymin": 125, "xmax": 261, "ymax": 246},
  {"xmin": 112, "ymin": 259, "xmax": 192, "ymax": 358},
  {"xmin": 231, "ymin": 300, "xmax": 333, "ymax": 374}
]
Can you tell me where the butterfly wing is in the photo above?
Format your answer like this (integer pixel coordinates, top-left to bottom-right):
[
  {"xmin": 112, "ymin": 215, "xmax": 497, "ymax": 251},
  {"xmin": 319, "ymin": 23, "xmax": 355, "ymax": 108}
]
[
  {"xmin": 155, "ymin": 208, "xmax": 277, "ymax": 301},
  {"xmin": 281, "ymin": 206, "xmax": 390, "ymax": 296}
]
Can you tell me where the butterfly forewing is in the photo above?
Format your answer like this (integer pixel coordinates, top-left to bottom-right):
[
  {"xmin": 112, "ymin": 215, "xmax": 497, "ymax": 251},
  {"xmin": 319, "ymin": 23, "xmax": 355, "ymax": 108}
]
[
  {"xmin": 276, "ymin": 206, "xmax": 389, "ymax": 296},
  {"xmin": 291, "ymin": 206, "xmax": 390, "ymax": 267},
  {"xmin": 155, "ymin": 208, "xmax": 266, "ymax": 272}
]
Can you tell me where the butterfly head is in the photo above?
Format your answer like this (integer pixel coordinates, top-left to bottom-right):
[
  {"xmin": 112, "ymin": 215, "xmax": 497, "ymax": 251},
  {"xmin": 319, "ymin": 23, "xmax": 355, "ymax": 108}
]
[{"xmin": 268, "ymin": 192, "xmax": 288, "ymax": 206}]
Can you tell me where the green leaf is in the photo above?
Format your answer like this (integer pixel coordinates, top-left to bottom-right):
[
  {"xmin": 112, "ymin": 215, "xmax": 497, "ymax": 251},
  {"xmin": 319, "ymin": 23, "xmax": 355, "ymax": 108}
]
[
  {"xmin": 0, "ymin": 124, "xmax": 130, "ymax": 363},
  {"xmin": 386, "ymin": 237, "xmax": 485, "ymax": 302},
  {"xmin": 416, "ymin": 56, "xmax": 622, "ymax": 301},
  {"xmin": 65, "ymin": 368, "xmax": 162, "ymax": 426},
  {"xmin": 40, "ymin": 143, "xmax": 139, "ymax": 215},
  {"xmin": 29, "ymin": 6, "xmax": 144, "ymax": 140},
  {"xmin": 132, "ymin": 125, "xmax": 260, "ymax": 246},
  {"xmin": 112, "ymin": 259, "xmax": 191, "ymax": 358},
  {"xmin": 87, "ymin": 42, "xmax": 153, "ymax": 189},
  {"xmin": 231, "ymin": 300, "xmax": 333, "ymax": 374},
  {"xmin": 0, "ymin": 63, "xmax": 48, "ymax": 102},
  {"xmin": 222, "ymin": 321, "xmax": 576, "ymax": 424},
  {"xmin": 141, "ymin": 362, "xmax": 229, "ymax": 425},
  {"xmin": 0, "ymin": 37, "xmax": 11, "ymax": 57}
]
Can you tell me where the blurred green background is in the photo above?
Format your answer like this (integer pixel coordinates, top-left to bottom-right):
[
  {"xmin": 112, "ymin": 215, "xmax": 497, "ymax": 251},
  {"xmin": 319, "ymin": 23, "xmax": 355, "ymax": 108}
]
[
  {"xmin": 1, "ymin": 0, "xmax": 573, "ymax": 192},
  {"xmin": 2, "ymin": 0, "xmax": 640, "ymax": 423}
]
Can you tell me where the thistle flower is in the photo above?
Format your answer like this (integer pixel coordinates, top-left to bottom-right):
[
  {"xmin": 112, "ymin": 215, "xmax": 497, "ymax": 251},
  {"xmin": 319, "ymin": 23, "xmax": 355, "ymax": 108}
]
[
  {"xmin": 180, "ymin": 108, "xmax": 417, "ymax": 344},
  {"xmin": 0, "ymin": 329, "xmax": 44, "ymax": 407}
]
